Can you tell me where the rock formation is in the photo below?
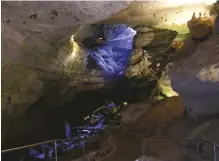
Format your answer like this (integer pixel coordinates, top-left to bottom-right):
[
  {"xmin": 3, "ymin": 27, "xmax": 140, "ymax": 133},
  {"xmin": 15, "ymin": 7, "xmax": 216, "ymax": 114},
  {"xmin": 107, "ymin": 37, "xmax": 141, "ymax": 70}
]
[
  {"xmin": 2, "ymin": 1, "xmax": 218, "ymax": 151},
  {"xmin": 169, "ymin": 33, "xmax": 219, "ymax": 116}
]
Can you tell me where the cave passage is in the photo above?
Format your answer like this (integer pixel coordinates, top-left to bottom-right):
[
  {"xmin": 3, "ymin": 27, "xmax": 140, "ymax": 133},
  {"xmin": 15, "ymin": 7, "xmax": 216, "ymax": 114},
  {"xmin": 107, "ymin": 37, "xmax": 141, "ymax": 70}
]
[{"xmin": 85, "ymin": 24, "xmax": 137, "ymax": 76}]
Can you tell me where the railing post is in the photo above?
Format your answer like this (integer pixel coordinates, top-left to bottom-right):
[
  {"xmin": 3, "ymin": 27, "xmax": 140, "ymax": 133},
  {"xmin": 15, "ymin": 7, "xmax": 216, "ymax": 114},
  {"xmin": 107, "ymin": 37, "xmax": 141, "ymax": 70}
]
[
  {"xmin": 82, "ymin": 138, "xmax": 85, "ymax": 155},
  {"xmin": 142, "ymin": 140, "xmax": 145, "ymax": 156},
  {"xmin": 196, "ymin": 139, "xmax": 200, "ymax": 161},
  {"xmin": 213, "ymin": 144, "xmax": 217, "ymax": 161},
  {"xmin": 55, "ymin": 141, "xmax": 58, "ymax": 161}
]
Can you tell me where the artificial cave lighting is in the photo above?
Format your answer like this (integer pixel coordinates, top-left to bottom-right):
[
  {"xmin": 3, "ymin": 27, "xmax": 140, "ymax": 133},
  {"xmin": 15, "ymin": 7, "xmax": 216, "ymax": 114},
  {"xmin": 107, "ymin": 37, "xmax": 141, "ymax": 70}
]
[
  {"xmin": 69, "ymin": 34, "xmax": 80, "ymax": 61},
  {"xmin": 157, "ymin": 0, "xmax": 216, "ymax": 26},
  {"xmin": 166, "ymin": 7, "xmax": 212, "ymax": 25},
  {"xmin": 89, "ymin": 24, "xmax": 136, "ymax": 76},
  {"xmin": 64, "ymin": 34, "xmax": 80, "ymax": 68},
  {"xmin": 166, "ymin": 0, "xmax": 216, "ymax": 6}
]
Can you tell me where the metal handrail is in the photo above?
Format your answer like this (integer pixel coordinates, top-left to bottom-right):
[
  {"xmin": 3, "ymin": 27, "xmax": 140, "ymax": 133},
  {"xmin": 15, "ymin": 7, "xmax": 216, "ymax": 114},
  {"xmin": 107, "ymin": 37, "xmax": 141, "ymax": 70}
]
[
  {"xmin": 2, "ymin": 137, "xmax": 87, "ymax": 161},
  {"xmin": 1, "ymin": 126, "xmax": 107, "ymax": 154},
  {"xmin": 142, "ymin": 138, "xmax": 219, "ymax": 149},
  {"xmin": 1, "ymin": 138, "xmax": 84, "ymax": 153},
  {"xmin": 2, "ymin": 136, "xmax": 219, "ymax": 161},
  {"xmin": 142, "ymin": 138, "xmax": 219, "ymax": 161}
]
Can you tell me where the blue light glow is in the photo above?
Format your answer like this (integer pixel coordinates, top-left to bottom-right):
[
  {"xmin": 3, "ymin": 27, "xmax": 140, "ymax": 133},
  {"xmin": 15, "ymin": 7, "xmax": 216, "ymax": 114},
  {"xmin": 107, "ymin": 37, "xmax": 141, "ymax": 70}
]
[
  {"xmin": 89, "ymin": 24, "xmax": 136, "ymax": 76},
  {"xmin": 28, "ymin": 104, "xmax": 109, "ymax": 160},
  {"xmin": 27, "ymin": 23, "xmax": 136, "ymax": 159},
  {"xmin": 64, "ymin": 120, "xmax": 71, "ymax": 138}
]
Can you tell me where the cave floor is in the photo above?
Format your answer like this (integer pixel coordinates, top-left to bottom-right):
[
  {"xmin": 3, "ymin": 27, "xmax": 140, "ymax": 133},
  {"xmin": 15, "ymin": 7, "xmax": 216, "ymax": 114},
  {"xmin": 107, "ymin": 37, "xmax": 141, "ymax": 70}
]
[
  {"xmin": 97, "ymin": 115, "xmax": 219, "ymax": 161},
  {"xmin": 98, "ymin": 129, "xmax": 142, "ymax": 161}
]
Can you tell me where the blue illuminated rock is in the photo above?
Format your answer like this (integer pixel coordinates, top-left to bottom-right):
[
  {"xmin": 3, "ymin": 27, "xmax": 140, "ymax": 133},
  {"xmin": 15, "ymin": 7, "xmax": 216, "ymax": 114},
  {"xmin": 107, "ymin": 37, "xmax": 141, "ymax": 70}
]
[{"xmin": 89, "ymin": 24, "xmax": 137, "ymax": 76}]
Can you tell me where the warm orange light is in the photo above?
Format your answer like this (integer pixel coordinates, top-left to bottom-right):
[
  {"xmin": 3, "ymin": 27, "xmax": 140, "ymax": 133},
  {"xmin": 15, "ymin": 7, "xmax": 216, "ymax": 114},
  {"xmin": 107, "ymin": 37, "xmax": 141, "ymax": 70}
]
[
  {"xmin": 162, "ymin": 0, "xmax": 216, "ymax": 25},
  {"xmin": 97, "ymin": 37, "xmax": 105, "ymax": 43},
  {"xmin": 166, "ymin": 0, "xmax": 215, "ymax": 6}
]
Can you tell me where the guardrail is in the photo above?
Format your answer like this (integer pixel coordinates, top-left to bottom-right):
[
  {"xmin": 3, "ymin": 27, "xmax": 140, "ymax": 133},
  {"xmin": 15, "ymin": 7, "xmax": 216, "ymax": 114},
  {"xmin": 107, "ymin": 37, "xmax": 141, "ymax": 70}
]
[
  {"xmin": 141, "ymin": 138, "xmax": 219, "ymax": 161},
  {"xmin": 1, "ymin": 137, "xmax": 86, "ymax": 161},
  {"xmin": 1, "ymin": 127, "xmax": 108, "ymax": 161}
]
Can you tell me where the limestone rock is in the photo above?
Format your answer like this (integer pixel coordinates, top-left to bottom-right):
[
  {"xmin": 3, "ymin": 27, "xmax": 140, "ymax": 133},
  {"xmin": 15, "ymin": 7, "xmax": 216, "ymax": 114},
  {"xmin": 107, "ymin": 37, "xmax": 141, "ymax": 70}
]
[
  {"xmin": 135, "ymin": 26, "xmax": 153, "ymax": 33},
  {"xmin": 134, "ymin": 31, "xmax": 155, "ymax": 48},
  {"xmin": 126, "ymin": 56, "xmax": 152, "ymax": 78},
  {"xmin": 145, "ymin": 29, "xmax": 177, "ymax": 48},
  {"xmin": 158, "ymin": 63, "xmax": 179, "ymax": 97},
  {"xmin": 209, "ymin": 2, "xmax": 219, "ymax": 15},
  {"xmin": 186, "ymin": 119, "xmax": 219, "ymax": 159},
  {"xmin": 90, "ymin": 69, "xmax": 105, "ymax": 77},
  {"xmin": 129, "ymin": 49, "xmax": 144, "ymax": 65},
  {"xmin": 126, "ymin": 29, "xmax": 177, "ymax": 79},
  {"xmin": 1, "ymin": 64, "xmax": 44, "ymax": 115},
  {"xmin": 187, "ymin": 17, "xmax": 213, "ymax": 40},
  {"xmin": 133, "ymin": 96, "xmax": 184, "ymax": 133},
  {"xmin": 121, "ymin": 101, "xmax": 151, "ymax": 126},
  {"xmin": 169, "ymin": 33, "xmax": 219, "ymax": 116},
  {"xmin": 1, "ymin": 1, "xmax": 131, "ymax": 148}
]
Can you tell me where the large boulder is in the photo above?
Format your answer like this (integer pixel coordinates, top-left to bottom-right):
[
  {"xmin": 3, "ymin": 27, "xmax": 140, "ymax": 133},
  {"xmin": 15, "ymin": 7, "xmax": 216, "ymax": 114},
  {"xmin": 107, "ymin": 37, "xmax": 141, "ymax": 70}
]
[
  {"xmin": 187, "ymin": 16, "xmax": 214, "ymax": 40},
  {"xmin": 169, "ymin": 33, "xmax": 219, "ymax": 116}
]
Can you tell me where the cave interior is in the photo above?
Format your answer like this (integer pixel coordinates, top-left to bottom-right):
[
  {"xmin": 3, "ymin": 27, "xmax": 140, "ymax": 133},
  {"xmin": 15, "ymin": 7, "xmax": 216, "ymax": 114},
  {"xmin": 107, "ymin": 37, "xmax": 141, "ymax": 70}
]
[{"xmin": 1, "ymin": 1, "xmax": 219, "ymax": 161}]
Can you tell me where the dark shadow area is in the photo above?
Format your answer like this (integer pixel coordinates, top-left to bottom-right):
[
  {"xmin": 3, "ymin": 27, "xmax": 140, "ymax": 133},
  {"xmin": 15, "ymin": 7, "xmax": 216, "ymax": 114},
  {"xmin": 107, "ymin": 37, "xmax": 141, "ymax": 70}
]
[
  {"xmin": 2, "ymin": 74, "xmax": 156, "ymax": 148},
  {"xmin": 2, "ymin": 23, "xmax": 161, "ymax": 160},
  {"xmin": 170, "ymin": 73, "xmax": 219, "ymax": 116},
  {"xmin": 141, "ymin": 28, "xmax": 177, "ymax": 77},
  {"xmin": 61, "ymin": 76, "xmax": 156, "ymax": 128}
]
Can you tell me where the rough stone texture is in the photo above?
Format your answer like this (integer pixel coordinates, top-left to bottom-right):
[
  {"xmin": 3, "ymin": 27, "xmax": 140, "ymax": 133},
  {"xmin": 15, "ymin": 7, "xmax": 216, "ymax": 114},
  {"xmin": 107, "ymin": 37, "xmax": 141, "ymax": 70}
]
[
  {"xmin": 126, "ymin": 53, "xmax": 153, "ymax": 78},
  {"xmin": 129, "ymin": 96, "xmax": 184, "ymax": 134},
  {"xmin": 134, "ymin": 31, "xmax": 155, "ymax": 48},
  {"xmin": 1, "ymin": 1, "xmax": 131, "ymax": 148},
  {"xmin": 129, "ymin": 49, "xmax": 144, "ymax": 65},
  {"xmin": 158, "ymin": 63, "xmax": 179, "ymax": 97},
  {"xmin": 2, "ymin": 0, "xmax": 217, "ymax": 149},
  {"xmin": 187, "ymin": 16, "xmax": 214, "ymax": 40},
  {"xmin": 126, "ymin": 28, "xmax": 177, "ymax": 78},
  {"xmin": 1, "ymin": 1, "xmax": 131, "ymax": 114},
  {"xmin": 121, "ymin": 101, "xmax": 151, "ymax": 126},
  {"xmin": 135, "ymin": 117, "xmax": 219, "ymax": 161},
  {"xmin": 170, "ymin": 33, "xmax": 219, "ymax": 116},
  {"xmin": 103, "ymin": 1, "xmax": 211, "ymax": 30}
]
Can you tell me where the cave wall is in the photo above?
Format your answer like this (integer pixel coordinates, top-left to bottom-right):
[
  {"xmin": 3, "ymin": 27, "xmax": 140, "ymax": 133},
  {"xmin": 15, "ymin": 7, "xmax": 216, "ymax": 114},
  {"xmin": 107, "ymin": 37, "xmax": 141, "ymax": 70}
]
[
  {"xmin": 169, "ymin": 33, "xmax": 219, "ymax": 116},
  {"xmin": 2, "ymin": 0, "xmax": 218, "ymax": 149},
  {"xmin": 1, "ymin": 1, "xmax": 131, "ymax": 148}
]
